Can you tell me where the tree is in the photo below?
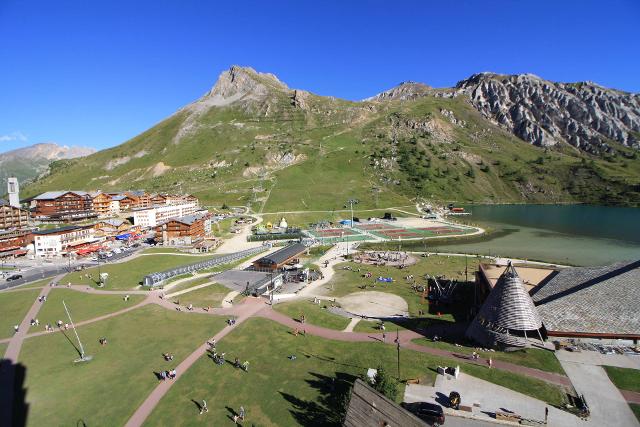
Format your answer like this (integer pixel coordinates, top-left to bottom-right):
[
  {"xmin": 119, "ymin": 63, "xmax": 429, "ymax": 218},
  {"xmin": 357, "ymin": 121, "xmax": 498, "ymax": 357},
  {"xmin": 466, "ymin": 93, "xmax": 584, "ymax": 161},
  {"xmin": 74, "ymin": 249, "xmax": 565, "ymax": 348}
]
[
  {"xmin": 370, "ymin": 366, "xmax": 399, "ymax": 401},
  {"xmin": 221, "ymin": 203, "xmax": 229, "ymax": 210}
]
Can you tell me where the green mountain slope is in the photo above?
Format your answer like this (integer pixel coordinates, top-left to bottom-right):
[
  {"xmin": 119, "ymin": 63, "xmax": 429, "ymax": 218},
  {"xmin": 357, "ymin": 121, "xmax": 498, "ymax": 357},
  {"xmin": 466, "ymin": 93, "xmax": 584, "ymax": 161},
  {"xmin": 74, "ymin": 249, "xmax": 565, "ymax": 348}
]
[{"xmin": 23, "ymin": 66, "xmax": 640, "ymax": 208}]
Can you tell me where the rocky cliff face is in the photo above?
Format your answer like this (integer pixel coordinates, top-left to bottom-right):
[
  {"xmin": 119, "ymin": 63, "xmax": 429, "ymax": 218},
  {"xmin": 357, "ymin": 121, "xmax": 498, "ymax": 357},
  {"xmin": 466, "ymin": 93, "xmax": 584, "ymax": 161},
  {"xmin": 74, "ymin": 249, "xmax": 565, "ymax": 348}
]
[
  {"xmin": 452, "ymin": 73, "xmax": 640, "ymax": 153},
  {"xmin": 365, "ymin": 81, "xmax": 433, "ymax": 101}
]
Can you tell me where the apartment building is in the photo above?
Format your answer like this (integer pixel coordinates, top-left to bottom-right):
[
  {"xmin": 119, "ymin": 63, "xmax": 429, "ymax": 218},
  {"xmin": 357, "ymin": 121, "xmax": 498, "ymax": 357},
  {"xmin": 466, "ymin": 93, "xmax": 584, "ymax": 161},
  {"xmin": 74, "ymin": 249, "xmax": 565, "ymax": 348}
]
[
  {"xmin": 154, "ymin": 213, "xmax": 211, "ymax": 246},
  {"xmin": 31, "ymin": 191, "xmax": 95, "ymax": 221},
  {"xmin": 32, "ymin": 225, "xmax": 95, "ymax": 257},
  {"xmin": 132, "ymin": 202, "xmax": 199, "ymax": 228},
  {"xmin": 0, "ymin": 199, "xmax": 30, "ymax": 230}
]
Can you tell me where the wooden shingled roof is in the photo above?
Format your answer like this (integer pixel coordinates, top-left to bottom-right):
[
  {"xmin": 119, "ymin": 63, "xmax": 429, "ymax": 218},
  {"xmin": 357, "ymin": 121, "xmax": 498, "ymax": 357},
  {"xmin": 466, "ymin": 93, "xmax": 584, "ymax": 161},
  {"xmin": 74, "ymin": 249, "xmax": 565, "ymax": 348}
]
[{"xmin": 343, "ymin": 379, "xmax": 427, "ymax": 427}]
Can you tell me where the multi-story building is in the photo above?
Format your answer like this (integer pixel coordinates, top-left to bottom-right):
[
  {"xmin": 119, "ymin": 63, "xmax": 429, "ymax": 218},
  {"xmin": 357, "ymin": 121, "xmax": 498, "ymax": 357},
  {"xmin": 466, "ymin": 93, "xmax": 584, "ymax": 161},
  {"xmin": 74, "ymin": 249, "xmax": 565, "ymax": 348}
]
[
  {"xmin": 0, "ymin": 199, "xmax": 30, "ymax": 230},
  {"xmin": 127, "ymin": 190, "xmax": 151, "ymax": 209},
  {"xmin": 94, "ymin": 218, "xmax": 131, "ymax": 237},
  {"xmin": 109, "ymin": 198, "xmax": 121, "ymax": 215},
  {"xmin": 90, "ymin": 192, "xmax": 113, "ymax": 217},
  {"xmin": 31, "ymin": 191, "xmax": 95, "ymax": 221},
  {"xmin": 151, "ymin": 193, "xmax": 199, "ymax": 206},
  {"xmin": 132, "ymin": 202, "xmax": 199, "ymax": 228},
  {"xmin": 32, "ymin": 225, "xmax": 95, "ymax": 257},
  {"xmin": 0, "ymin": 229, "xmax": 34, "ymax": 257},
  {"xmin": 154, "ymin": 213, "xmax": 210, "ymax": 246}
]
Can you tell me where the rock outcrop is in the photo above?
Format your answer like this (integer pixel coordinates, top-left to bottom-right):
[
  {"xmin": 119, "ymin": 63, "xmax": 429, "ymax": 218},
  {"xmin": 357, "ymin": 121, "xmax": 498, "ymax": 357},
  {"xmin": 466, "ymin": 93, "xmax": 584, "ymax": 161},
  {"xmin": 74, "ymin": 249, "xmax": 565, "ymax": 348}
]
[
  {"xmin": 365, "ymin": 81, "xmax": 433, "ymax": 101},
  {"xmin": 453, "ymin": 73, "xmax": 640, "ymax": 153}
]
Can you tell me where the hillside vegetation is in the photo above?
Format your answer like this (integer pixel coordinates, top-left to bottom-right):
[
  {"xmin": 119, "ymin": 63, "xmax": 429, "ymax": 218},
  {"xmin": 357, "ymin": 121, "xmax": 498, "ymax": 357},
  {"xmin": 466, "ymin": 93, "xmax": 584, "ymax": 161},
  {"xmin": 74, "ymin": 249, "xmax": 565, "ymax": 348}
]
[{"xmin": 24, "ymin": 66, "xmax": 640, "ymax": 208}]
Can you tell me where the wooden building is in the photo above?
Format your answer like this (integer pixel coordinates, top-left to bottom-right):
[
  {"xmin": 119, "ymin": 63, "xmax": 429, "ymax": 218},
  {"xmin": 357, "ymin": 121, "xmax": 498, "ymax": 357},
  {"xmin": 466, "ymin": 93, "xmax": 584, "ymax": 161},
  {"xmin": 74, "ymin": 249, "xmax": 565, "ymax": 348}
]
[
  {"xmin": 90, "ymin": 192, "xmax": 113, "ymax": 217},
  {"xmin": 31, "ymin": 191, "xmax": 95, "ymax": 221},
  {"xmin": 154, "ymin": 214, "xmax": 209, "ymax": 246},
  {"xmin": 0, "ymin": 199, "xmax": 30, "ymax": 230},
  {"xmin": 94, "ymin": 218, "xmax": 131, "ymax": 237},
  {"xmin": 0, "ymin": 229, "xmax": 34, "ymax": 258},
  {"xmin": 252, "ymin": 242, "xmax": 307, "ymax": 271}
]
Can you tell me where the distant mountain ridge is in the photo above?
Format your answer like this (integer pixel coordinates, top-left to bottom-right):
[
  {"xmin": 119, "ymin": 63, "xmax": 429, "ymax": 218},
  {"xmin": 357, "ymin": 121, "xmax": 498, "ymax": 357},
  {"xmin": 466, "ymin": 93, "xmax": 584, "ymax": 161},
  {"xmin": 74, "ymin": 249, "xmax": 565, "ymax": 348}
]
[
  {"xmin": 23, "ymin": 66, "xmax": 640, "ymax": 207},
  {"xmin": 0, "ymin": 142, "xmax": 95, "ymax": 185}
]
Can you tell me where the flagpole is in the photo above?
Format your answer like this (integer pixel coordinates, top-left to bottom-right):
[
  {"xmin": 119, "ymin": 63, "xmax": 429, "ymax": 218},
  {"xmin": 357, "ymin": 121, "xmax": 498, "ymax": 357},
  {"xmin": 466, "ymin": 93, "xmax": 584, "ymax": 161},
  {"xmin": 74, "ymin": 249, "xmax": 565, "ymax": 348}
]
[{"xmin": 63, "ymin": 300, "xmax": 91, "ymax": 362}]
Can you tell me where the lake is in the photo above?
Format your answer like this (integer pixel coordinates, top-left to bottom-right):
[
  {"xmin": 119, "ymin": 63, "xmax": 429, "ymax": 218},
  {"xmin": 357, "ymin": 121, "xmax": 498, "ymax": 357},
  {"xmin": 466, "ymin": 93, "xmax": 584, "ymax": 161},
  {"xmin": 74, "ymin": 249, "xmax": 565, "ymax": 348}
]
[{"xmin": 429, "ymin": 204, "xmax": 640, "ymax": 266}]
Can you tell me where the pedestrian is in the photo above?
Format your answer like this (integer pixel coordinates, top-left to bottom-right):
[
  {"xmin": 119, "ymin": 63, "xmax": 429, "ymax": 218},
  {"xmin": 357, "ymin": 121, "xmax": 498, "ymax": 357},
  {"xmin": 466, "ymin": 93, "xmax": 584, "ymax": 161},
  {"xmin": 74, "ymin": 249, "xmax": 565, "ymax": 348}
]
[
  {"xmin": 14, "ymin": 325, "xmax": 19, "ymax": 333},
  {"xmin": 382, "ymin": 332, "xmax": 386, "ymax": 342},
  {"xmin": 200, "ymin": 399, "xmax": 208, "ymax": 415},
  {"xmin": 239, "ymin": 406, "xmax": 245, "ymax": 421},
  {"xmin": 488, "ymin": 358, "xmax": 492, "ymax": 369},
  {"xmin": 545, "ymin": 406, "xmax": 549, "ymax": 423},
  {"xmin": 35, "ymin": 319, "xmax": 39, "ymax": 326}
]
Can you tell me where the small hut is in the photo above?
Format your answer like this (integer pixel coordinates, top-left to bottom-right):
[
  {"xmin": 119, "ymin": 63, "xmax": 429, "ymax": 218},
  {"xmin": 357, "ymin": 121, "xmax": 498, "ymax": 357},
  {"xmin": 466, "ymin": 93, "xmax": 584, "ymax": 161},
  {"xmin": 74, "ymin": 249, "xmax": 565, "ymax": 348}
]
[{"xmin": 466, "ymin": 262, "xmax": 545, "ymax": 348}]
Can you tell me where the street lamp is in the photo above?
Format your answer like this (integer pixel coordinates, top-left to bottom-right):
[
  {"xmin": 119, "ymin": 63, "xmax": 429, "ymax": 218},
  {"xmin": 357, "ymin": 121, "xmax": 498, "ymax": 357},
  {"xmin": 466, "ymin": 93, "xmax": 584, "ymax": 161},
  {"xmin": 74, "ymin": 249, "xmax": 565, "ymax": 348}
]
[{"xmin": 345, "ymin": 199, "xmax": 359, "ymax": 229}]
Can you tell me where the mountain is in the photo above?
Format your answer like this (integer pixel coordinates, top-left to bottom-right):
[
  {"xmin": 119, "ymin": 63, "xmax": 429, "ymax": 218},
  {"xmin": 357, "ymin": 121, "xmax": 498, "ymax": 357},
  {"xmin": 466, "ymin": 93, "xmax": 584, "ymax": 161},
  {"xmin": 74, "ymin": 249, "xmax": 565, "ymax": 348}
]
[
  {"xmin": 22, "ymin": 66, "xmax": 640, "ymax": 208},
  {"xmin": 0, "ymin": 142, "xmax": 95, "ymax": 185}
]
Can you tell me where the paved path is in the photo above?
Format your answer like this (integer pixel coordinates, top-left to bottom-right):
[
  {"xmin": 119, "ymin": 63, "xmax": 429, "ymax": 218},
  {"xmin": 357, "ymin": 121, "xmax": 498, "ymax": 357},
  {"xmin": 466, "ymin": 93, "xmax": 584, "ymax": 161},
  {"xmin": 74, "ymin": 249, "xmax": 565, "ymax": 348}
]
[
  {"xmin": 123, "ymin": 297, "xmax": 267, "ymax": 427},
  {"xmin": 560, "ymin": 360, "xmax": 639, "ymax": 427},
  {"xmin": 343, "ymin": 317, "xmax": 360, "ymax": 332},
  {"xmin": 221, "ymin": 290, "xmax": 240, "ymax": 308}
]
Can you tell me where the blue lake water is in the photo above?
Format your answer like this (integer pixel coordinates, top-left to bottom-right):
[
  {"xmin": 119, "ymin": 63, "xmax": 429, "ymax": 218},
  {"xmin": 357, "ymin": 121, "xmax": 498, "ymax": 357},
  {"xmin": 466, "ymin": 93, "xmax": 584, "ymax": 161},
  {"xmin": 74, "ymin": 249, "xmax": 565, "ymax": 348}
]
[{"xmin": 430, "ymin": 204, "xmax": 640, "ymax": 266}]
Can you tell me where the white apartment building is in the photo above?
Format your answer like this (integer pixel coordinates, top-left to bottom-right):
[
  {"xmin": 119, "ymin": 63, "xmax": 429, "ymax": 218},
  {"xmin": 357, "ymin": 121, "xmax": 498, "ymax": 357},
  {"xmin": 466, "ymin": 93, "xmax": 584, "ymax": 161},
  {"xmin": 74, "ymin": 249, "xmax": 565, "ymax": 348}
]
[
  {"xmin": 109, "ymin": 199, "xmax": 121, "ymax": 215},
  {"xmin": 33, "ymin": 225, "xmax": 95, "ymax": 257},
  {"xmin": 133, "ymin": 202, "xmax": 198, "ymax": 228}
]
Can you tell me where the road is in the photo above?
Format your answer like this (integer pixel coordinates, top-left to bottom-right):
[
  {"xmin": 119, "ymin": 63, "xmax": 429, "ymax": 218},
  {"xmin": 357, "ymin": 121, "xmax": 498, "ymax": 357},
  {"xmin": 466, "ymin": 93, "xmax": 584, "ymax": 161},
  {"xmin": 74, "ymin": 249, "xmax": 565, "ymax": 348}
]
[{"xmin": 0, "ymin": 246, "xmax": 143, "ymax": 291}]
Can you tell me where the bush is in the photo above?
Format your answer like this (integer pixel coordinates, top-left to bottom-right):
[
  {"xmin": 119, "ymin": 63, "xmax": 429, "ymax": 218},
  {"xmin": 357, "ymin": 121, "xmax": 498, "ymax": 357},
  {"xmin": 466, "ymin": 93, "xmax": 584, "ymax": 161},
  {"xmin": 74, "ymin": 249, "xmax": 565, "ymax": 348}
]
[{"xmin": 370, "ymin": 366, "xmax": 399, "ymax": 401}]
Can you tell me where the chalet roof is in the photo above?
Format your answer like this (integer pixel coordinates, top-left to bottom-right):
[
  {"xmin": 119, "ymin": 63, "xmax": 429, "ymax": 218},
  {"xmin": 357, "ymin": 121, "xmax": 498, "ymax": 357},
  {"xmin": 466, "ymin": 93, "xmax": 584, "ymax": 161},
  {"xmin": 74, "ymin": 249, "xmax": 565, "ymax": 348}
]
[
  {"xmin": 532, "ymin": 260, "xmax": 640, "ymax": 335},
  {"xmin": 344, "ymin": 379, "xmax": 427, "ymax": 427},
  {"xmin": 33, "ymin": 191, "xmax": 89, "ymax": 200},
  {"xmin": 161, "ymin": 214, "xmax": 204, "ymax": 226},
  {"xmin": 467, "ymin": 263, "xmax": 543, "ymax": 347},
  {"xmin": 33, "ymin": 225, "xmax": 84, "ymax": 235},
  {"xmin": 97, "ymin": 218, "xmax": 128, "ymax": 227},
  {"xmin": 255, "ymin": 242, "xmax": 306, "ymax": 266}
]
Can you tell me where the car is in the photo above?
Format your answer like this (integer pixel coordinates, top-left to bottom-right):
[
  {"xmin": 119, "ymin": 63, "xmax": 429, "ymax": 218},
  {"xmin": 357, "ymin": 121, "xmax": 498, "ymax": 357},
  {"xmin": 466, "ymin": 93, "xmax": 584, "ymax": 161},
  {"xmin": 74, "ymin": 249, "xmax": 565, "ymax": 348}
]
[
  {"xmin": 6, "ymin": 274, "xmax": 23, "ymax": 282},
  {"xmin": 402, "ymin": 402, "xmax": 445, "ymax": 426}
]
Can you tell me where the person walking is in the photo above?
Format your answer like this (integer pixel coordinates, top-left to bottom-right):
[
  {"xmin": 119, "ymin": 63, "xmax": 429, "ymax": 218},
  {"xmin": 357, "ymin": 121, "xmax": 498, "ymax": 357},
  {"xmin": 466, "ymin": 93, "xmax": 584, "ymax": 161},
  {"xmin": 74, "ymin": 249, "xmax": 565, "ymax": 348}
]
[
  {"xmin": 382, "ymin": 332, "xmax": 386, "ymax": 342},
  {"xmin": 200, "ymin": 399, "xmax": 208, "ymax": 415},
  {"xmin": 488, "ymin": 358, "xmax": 493, "ymax": 369},
  {"xmin": 239, "ymin": 406, "xmax": 245, "ymax": 421}
]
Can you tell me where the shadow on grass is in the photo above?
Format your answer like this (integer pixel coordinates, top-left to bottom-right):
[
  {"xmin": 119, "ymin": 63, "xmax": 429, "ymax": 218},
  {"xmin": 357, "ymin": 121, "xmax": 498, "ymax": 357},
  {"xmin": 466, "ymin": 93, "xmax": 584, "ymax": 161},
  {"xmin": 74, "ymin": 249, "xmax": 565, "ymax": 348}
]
[
  {"xmin": 0, "ymin": 359, "xmax": 29, "ymax": 427},
  {"xmin": 280, "ymin": 371, "xmax": 356, "ymax": 427}
]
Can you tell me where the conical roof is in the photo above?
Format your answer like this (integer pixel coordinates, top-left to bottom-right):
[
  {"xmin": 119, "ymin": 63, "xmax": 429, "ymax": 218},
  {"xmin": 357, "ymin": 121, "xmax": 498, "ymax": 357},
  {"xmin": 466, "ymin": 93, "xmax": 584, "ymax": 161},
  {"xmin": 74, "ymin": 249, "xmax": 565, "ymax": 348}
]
[{"xmin": 466, "ymin": 263, "xmax": 543, "ymax": 347}]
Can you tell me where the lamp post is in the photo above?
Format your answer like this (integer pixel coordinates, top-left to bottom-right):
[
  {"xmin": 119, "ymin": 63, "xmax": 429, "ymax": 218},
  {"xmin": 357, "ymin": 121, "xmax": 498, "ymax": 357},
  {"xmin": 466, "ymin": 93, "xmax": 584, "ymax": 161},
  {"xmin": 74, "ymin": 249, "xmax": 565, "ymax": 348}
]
[{"xmin": 346, "ymin": 199, "xmax": 359, "ymax": 229}]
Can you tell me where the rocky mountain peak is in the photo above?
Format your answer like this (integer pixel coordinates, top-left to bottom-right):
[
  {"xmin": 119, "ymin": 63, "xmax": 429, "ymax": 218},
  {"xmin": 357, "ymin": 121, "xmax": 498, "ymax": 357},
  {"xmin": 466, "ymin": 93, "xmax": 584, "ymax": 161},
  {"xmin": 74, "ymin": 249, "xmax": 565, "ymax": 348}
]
[
  {"xmin": 206, "ymin": 65, "xmax": 288, "ymax": 102},
  {"xmin": 365, "ymin": 81, "xmax": 433, "ymax": 102},
  {"xmin": 453, "ymin": 73, "xmax": 640, "ymax": 152}
]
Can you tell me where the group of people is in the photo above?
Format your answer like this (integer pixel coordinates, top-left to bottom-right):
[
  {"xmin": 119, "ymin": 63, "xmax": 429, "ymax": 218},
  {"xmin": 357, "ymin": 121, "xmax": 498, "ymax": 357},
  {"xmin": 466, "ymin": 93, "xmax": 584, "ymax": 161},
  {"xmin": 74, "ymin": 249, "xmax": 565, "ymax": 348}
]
[
  {"xmin": 37, "ymin": 295, "xmax": 47, "ymax": 302},
  {"xmin": 56, "ymin": 320, "xmax": 70, "ymax": 330},
  {"xmin": 99, "ymin": 337, "xmax": 108, "ymax": 346},
  {"xmin": 227, "ymin": 318, "xmax": 236, "ymax": 326},
  {"xmin": 30, "ymin": 318, "xmax": 40, "ymax": 327},
  {"xmin": 292, "ymin": 328, "xmax": 306, "ymax": 337},
  {"xmin": 158, "ymin": 369, "xmax": 177, "ymax": 381},
  {"xmin": 212, "ymin": 351, "xmax": 226, "ymax": 365},
  {"xmin": 163, "ymin": 352, "xmax": 174, "ymax": 361},
  {"xmin": 233, "ymin": 357, "xmax": 249, "ymax": 371}
]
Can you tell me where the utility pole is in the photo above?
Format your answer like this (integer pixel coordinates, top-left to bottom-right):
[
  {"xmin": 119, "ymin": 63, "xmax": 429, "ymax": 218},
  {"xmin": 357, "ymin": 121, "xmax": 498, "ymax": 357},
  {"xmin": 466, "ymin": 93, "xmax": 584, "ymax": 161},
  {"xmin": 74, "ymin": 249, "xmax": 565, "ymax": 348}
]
[{"xmin": 396, "ymin": 328, "xmax": 401, "ymax": 379}]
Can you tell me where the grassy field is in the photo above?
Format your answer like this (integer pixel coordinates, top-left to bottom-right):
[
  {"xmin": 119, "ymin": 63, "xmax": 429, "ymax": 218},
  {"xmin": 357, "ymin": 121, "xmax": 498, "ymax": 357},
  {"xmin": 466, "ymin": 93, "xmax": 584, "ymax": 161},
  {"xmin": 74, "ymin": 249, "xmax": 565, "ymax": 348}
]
[
  {"xmin": 212, "ymin": 218, "xmax": 237, "ymax": 237},
  {"xmin": 412, "ymin": 338, "xmax": 565, "ymax": 374},
  {"xmin": 170, "ymin": 283, "xmax": 240, "ymax": 308},
  {"xmin": 16, "ymin": 278, "xmax": 53, "ymax": 289},
  {"xmin": 0, "ymin": 342, "xmax": 7, "ymax": 356},
  {"xmin": 144, "ymin": 318, "xmax": 566, "ymax": 427},
  {"xmin": 0, "ymin": 290, "xmax": 40, "ymax": 339},
  {"xmin": 17, "ymin": 305, "xmax": 227, "ymax": 427},
  {"xmin": 630, "ymin": 403, "xmax": 640, "ymax": 423},
  {"xmin": 604, "ymin": 366, "xmax": 640, "ymax": 393},
  {"xmin": 142, "ymin": 247, "xmax": 190, "ymax": 254},
  {"xmin": 29, "ymin": 288, "xmax": 145, "ymax": 330},
  {"xmin": 166, "ymin": 276, "xmax": 213, "ymax": 293},
  {"xmin": 324, "ymin": 255, "xmax": 475, "ymax": 322},
  {"xmin": 273, "ymin": 300, "xmax": 351, "ymax": 331},
  {"xmin": 61, "ymin": 254, "xmax": 213, "ymax": 290}
]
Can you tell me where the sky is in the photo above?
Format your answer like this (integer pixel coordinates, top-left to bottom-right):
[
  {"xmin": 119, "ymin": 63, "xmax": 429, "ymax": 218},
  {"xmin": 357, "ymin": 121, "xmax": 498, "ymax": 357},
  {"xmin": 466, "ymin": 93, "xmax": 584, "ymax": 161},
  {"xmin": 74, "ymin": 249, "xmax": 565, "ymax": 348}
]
[{"xmin": 1, "ymin": 0, "xmax": 639, "ymax": 153}]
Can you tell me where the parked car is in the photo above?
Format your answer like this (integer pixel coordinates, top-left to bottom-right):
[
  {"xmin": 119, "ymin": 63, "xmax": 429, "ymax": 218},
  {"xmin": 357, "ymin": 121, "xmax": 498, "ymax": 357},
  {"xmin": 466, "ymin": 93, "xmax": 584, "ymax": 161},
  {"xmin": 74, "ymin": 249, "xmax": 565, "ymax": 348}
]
[
  {"xmin": 6, "ymin": 274, "xmax": 23, "ymax": 282},
  {"xmin": 402, "ymin": 402, "xmax": 445, "ymax": 426}
]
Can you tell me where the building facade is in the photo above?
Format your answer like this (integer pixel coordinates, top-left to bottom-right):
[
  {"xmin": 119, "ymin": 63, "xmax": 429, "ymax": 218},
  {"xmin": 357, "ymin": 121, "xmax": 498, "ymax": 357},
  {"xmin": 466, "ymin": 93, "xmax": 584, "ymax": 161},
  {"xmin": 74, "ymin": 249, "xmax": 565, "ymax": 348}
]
[
  {"xmin": 154, "ymin": 214, "xmax": 209, "ymax": 246},
  {"xmin": 32, "ymin": 191, "xmax": 95, "ymax": 220},
  {"xmin": 0, "ymin": 229, "xmax": 34, "ymax": 256},
  {"xmin": 0, "ymin": 200, "xmax": 30, "ymax": 230},
  {"xmin": 133, "ymin": 202, "xmax": 199, "ymax": 228},
  {"xmin": 32, "ymin": 225, "xmax": 96, "ymax": 257},
  {"xmin": 91, "ymin": 192, "xmax": 113, "ymax": 217}
]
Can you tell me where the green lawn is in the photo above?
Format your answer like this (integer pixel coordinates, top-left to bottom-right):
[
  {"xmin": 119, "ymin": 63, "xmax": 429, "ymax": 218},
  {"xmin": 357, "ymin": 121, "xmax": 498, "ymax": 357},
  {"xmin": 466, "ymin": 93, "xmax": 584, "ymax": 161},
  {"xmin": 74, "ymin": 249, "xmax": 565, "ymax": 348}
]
[
  {"xmin": 604, "ymin": 366, "xmax": 640, "ymax": 393},
  {"xmin": 60, "ymin": 254, "xmax": 213, "ymax": 290},
  {"xmin": 143, "ymin": 247, "xmax": 189, "ymax": 254},
  {"xmin": 274, "ymin": 300, "xmax": 351, "ymax": 331},
  {"xmin": 0, "ymin": 342, "xmax": 8, "ymax": 357},
  {"xmin": 166, "ymin": 276, "xmax": 213, "ymax": 293},
  {"xmin": 171, "ymin": 283, "xmax": 238, "ymax": 308},
  {"xmin": 17, "ymin": 305, "xmax": 228, "ymax": 427},
  {"xmin": 212, "ymin": 218, "xmax": 237, "ymax": 237},
  {"xmin": 412, "ymin": 338, "xmax": 565, "ymax": 374},
  {"xmin": 630, "ymin": 403, "xmax": 640, "ymax": 423},
  {"xmin": 29, "ymin": 288, "xmax": 145, "ymax": 330},
  {"xmin": 144, "ymin": 318, "xmax": 567, "ymax": 427},
  {"xmin": 16, "ymin": 278, "xmax": 53, "ymax": 289},
  {"xmin": 0, "ymin": 290, "xmax": 40, "ymax": 339},
  {"xmin": 324, "ymin": 256, "xmax": 475, "ymax": 322}
]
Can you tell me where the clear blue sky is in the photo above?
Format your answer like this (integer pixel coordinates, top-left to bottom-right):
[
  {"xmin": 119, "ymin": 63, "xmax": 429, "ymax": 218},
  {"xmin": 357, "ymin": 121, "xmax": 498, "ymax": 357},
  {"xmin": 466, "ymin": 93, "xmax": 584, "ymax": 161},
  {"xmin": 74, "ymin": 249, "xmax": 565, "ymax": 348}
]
[{"xmin": 1, "ymin": 0, "xmax": 639, "ymax": 153}]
